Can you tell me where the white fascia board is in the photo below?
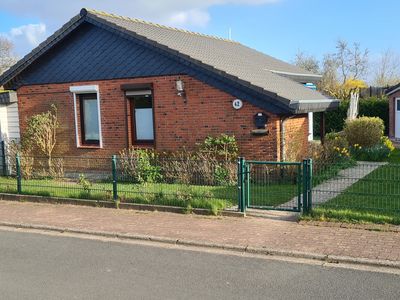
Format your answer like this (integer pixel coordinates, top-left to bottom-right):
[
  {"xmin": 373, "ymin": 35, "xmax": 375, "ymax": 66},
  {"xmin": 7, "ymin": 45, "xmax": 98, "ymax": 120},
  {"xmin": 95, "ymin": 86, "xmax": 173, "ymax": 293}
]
[
  {"xmin": 387, "ymin": 87, "xmax": 400, "ymax": 95},
  {"xmin": 290, "ymin": 99, "xmax": 339, "ymax": 105},
  {"xmin": 268, "ymin": 69, "xmax": 322, "ymax": 79},
  {"xmin": 69, "ymin": 85, "xmax": 99, "ymax": 94}
]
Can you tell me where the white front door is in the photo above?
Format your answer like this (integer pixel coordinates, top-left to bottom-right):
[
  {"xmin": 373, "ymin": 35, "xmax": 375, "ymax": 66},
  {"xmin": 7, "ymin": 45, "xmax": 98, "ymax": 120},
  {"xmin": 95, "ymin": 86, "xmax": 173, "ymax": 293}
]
[{"xmin": 396, "ymin": 98, "xmax": 400, "ymax": 139}]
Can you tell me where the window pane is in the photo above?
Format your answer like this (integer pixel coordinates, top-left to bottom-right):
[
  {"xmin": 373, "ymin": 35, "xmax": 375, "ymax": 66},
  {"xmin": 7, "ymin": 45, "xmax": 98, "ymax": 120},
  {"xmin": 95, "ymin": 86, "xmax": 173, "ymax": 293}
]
[
  {"xmin": 83, "ymin": 99, "xmax": 100, "ymax": 142},
  {"xmin": 135, "ymin": 108, "xmax": 154, "ymax": 140},
  {"xmin": 397, "ymin": 100, "xmax": 400, "ymax": 111},
  {"xmin": 134, "ymin": 95, "xmax": 152, "ymax": 108}
]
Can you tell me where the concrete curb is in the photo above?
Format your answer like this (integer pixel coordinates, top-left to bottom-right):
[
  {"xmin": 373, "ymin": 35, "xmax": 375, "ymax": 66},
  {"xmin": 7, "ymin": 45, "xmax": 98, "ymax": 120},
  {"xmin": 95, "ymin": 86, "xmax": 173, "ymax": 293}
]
[
  {"xmin": 0, "ymin": 221, "xmax": 398, "ymax": 270},
  {"xmin": 0, "ymin": 194, "xmax": 245, "ymax": 218}
]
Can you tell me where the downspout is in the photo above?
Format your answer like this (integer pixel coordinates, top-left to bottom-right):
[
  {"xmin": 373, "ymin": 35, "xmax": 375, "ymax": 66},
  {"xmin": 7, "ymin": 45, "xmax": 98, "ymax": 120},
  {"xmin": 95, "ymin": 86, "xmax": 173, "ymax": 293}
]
[{"xmin": 280, "ymin": 116, "xmax": 287, "ymax": 162}]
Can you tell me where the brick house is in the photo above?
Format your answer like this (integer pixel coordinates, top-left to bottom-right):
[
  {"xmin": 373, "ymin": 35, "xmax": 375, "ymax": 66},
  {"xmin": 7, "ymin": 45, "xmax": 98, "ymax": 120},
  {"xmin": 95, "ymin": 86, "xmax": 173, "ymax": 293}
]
[
  {"xmin": 0, "ymin": 8, "xmax": 338, "ymax": 161},
  {"xmin": 387, "ymin": 83, "xmax": 400, "ymax": 140}
]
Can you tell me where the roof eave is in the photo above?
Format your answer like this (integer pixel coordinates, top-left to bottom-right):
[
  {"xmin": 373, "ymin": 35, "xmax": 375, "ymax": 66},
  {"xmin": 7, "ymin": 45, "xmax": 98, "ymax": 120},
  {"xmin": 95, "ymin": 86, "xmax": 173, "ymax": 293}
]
[
  {"xmin": 289, "ymin": 99, "xmax": 340, "ymax": 114},
  {"xmin": 269, "ymin": 70, "xmax": 322, "ymax": 84},
  {"xmin": 387, "ymin": 85, "xmax": 400, "ymax": 95}
]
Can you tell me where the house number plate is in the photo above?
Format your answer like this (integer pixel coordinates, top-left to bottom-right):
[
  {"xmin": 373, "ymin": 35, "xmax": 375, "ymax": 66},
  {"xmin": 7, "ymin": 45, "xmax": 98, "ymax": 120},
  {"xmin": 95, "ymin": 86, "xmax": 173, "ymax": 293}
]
[{"xmin": 232, "ymin": 99, "xmax": 243, "ymax": 110}]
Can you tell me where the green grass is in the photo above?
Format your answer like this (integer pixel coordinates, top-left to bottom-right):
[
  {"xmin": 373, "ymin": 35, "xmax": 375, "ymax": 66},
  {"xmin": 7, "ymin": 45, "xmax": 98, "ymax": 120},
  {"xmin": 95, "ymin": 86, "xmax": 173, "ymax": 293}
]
[
  {"xmin": 0, "ymin": 175, "xmax": 301, "ymax": 213},
  {"xmin": 386, "ymin": 148, "xmax": 400, "ymax": 164},
  {"xmin": 311, "ymin": 164, "xmax": 400, "ymax": 225},
  {"xmin": 0, "ymin": 177, "xmax": 237, "ymax": 214}
]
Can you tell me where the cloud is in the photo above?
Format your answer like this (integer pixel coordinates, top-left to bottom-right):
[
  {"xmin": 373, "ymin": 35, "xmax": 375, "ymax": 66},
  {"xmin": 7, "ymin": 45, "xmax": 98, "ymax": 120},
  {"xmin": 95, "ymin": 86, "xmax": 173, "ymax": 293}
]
[
  {"xmin": 168, "ymin": 9, "xmax": 211, "ymax": 27},
  {"xmin": 1, "ymin": 0, "xmax": 279, "ymax": 27},
  {"xmin": 1, "ymin": 0, "xmax": 279, "ymax": 55},
  {"xmin": 1, "ymin": 23, "xmax": 47, "ymax": 56}
]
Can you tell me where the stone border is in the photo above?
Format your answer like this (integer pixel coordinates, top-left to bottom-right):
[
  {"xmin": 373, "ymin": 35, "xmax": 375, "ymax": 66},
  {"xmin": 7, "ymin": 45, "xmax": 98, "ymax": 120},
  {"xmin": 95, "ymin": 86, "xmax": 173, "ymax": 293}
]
[
  {"xmin": 0, "ymin": 221, "xmax": 398, "ymax": 270},
  {"xmin": 0, "ymin": 193, "xmax": 244, "ymax": 218}
]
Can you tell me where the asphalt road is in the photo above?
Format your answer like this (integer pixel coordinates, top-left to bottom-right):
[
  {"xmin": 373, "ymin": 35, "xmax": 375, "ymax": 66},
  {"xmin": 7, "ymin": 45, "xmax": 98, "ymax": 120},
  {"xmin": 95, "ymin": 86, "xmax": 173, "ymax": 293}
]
[{"xmin": 0, "ymin": 229, "xmax": 399, "ymax": 300}]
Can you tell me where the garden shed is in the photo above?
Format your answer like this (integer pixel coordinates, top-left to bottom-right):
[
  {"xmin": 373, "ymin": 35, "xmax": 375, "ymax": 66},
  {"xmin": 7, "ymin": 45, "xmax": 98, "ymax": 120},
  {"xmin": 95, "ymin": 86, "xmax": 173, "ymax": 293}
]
[
  {"xmin": 387, "ymin": 83, "xmax": 400, "ymax": 140},
  {"xmin": 0, "ymin": 8, "xmax": 338, "ymax": 161}
]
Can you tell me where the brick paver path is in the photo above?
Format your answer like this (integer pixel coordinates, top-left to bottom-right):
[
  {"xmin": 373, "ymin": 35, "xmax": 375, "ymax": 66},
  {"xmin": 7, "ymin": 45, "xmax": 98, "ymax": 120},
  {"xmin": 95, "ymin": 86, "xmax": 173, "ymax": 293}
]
[{"xmin": 0, "ymin": 201, "xmax": 399, "ymax": 262}]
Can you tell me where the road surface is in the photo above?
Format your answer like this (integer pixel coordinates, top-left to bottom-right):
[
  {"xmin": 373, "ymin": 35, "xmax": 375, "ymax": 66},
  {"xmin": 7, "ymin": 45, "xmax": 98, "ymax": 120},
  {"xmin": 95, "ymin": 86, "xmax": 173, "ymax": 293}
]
[{"xmin": 0, "ymin": 229, "xmax": 398, "ymax": 299}]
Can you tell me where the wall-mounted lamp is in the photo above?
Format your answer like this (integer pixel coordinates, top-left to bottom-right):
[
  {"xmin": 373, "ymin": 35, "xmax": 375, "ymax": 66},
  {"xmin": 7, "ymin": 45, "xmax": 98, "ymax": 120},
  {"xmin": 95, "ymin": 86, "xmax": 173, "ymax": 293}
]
[{"xmin": 176, "ymin": 78, "xmax": 187, "ymax": 102}]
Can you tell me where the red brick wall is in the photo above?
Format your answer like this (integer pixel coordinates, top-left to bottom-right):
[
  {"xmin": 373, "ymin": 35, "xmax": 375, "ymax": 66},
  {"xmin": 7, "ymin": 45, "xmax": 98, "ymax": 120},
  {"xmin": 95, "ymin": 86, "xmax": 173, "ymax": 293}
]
[
  {"xmin": 388, "ymin": 92, "xmax": 400, "ymax": 138},
  {"xmin": 17, "ymin": 75, "xmax": 308, "ymax": 160},
  {"xmin": 283, "ymin": 116, "xmax": 309, "ymax": 161}
]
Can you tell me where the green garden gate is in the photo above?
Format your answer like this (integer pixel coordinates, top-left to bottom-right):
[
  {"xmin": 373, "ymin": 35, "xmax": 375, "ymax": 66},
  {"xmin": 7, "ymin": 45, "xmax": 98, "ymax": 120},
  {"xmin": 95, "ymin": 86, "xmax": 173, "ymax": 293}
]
[{"xmin": 237, "ymin": 158, "xmax": 312, "ymax": 213}]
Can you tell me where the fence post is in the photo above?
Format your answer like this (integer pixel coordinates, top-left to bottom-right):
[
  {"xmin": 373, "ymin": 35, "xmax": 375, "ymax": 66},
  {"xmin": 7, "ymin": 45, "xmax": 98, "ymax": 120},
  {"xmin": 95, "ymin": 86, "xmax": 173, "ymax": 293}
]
[
  {"xmin": 245, "ymin": 163, "xmax": 250, "ymax": 208},
  {"xmin": 302, "ymin": 159, "xmax": 308, "ymax": 213},
  {"xmin": 241, "ymin": 157, "xmax": 246, "ymax": 213},
  {"xmin": 16, "ymin": 154, "xmax": 22, "ymax": 194},
  {"xmin": 307, "ymin": 158, "xmax": 313, "ymax": 212},
  {"xmin": 112, "ymin": 155, "xmax": 118, "ymax": 206},
  {"xmin": 1, "ymin": 141, "xmax": 6, "ymax": 175},
  {"xmin": 237, "ymin": 157, "xmax": 246, "ymax": 213}
]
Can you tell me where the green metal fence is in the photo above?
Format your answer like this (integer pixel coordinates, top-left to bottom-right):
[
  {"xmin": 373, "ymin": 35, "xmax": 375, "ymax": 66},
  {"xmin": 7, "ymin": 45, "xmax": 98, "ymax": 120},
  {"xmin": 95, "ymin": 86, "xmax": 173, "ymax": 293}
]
[
  {"xmin": 237, "ymin": 158, "xmax": 312, "ymax": 213},
  {"xmin": 4, "ymin": 153, "xmax": 398, "ymax": 219},
  {"xmin": 312, "ymin": 160, "xmax": 400, "ymax": 217},
  {"xmin": 0, "ymin": 154, "xmax": 238, "ymax": 214}
]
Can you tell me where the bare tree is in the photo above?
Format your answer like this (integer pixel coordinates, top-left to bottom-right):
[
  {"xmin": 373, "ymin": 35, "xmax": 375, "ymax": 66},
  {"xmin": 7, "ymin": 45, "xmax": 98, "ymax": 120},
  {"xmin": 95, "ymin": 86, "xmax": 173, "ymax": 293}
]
[
  {"xmin": 318, "ymin": 54, "xmax": 339, "ymax": 95},
  {"xmin": 335, "ymin": 39, "xmax": 368, "ymax": 83},
  {"xmin": 0, "ymin": 37, "xmax": 18, "ymax": 75},
  {"xmin": 293, "ymin": 50, "xmax": 320, "ymax": 74},
  {"xmin": 373, "ymin": 49, "xmax": 400, "ymax": 87}
]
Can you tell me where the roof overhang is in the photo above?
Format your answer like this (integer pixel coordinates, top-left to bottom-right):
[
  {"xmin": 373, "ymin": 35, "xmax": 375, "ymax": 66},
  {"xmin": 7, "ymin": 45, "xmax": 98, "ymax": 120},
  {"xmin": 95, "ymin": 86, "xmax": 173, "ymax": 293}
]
[
  {"xmin": 289, "ymin": 99, "xmax": 340, "ymax": 114},
  {"xmin": 0, "ymin": 8, "xmax": 335, "ymax": 115},
  {"xmin": 386, "ymin": 85, "xmax": 400, "ymax": 95},
  {"xmin": 269, "ymin": 70, "xmax": 322, "ymax": 84}
]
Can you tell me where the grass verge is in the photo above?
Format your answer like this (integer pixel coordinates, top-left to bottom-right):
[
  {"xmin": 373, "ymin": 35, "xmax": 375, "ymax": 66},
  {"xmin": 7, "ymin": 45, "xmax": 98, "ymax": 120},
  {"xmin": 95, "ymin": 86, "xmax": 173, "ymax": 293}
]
[{"xmin": 307, "ymin": 163, "xmax": 400, "ymax": 225}]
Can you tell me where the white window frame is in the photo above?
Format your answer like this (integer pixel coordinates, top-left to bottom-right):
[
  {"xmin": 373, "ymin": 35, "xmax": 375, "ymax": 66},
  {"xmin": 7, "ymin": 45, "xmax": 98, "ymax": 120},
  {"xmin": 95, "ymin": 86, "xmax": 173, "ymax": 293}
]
[{"xmin": 69, "ymin": 85, "xmax": 103, "ymax": 148}]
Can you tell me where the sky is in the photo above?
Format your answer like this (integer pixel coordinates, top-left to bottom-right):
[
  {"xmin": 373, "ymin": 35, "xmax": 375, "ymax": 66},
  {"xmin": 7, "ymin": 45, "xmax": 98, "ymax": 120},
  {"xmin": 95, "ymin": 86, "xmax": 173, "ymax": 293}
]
[{"xmin": 0, "ymin": 0, "xmax": 399, "ymax": 66}]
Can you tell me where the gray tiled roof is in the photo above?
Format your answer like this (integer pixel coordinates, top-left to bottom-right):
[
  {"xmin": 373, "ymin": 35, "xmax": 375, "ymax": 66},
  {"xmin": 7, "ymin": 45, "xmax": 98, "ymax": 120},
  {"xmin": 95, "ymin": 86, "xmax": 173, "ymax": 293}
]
[
  {"xmin": 0, "ymin": 8, "xmax": 337, "ymax": 113},
  {"xmin": 88, "ymin": 9, "xmax": 328, "ymax": 103}
]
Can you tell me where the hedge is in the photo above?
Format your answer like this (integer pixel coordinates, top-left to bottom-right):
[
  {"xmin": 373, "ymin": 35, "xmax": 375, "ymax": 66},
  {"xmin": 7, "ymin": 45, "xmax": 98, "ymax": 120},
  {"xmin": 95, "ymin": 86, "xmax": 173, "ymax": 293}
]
[{"xmin": 314, "ymin": 97, "xmax": 389, "ymax": 136}]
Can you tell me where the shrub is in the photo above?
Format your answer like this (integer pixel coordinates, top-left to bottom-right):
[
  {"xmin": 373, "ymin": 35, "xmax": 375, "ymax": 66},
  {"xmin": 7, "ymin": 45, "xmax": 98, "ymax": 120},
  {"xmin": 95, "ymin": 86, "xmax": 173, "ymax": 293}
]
[
  {"xmin": 6, "ymin": 140, "xmax": 34, "ymax": 179},
  {"xmin": 161, "ymin": 151, "xmax": 236, "ymax": 186},
  {"xmin": 25, "ymin": 104, "xmax": 59, "ymax": 172},
  {"xmin": 313, "ymin": 97, "xmax": 389, "ymax": 136},
  {"xmin": 119, "ymin": 148, "xmax": 162, "ymax": 184},
  {"xmin": 198, "ymin": 134, "xmax": 238, "ymax": 160},
  {"xmin": 350, "ymin": 136, "xmax": 394, "ymax": 162},
  {"xmin": 323, "ymin": 132, "xmax": 351, "ymax": 162},
  {"xmin": 381, "ymin": 136, "xmax": 395, "ymax": 152},
  {"xmin": 344, "ymin": 117, "xmax": 384, "ymax": 148}
]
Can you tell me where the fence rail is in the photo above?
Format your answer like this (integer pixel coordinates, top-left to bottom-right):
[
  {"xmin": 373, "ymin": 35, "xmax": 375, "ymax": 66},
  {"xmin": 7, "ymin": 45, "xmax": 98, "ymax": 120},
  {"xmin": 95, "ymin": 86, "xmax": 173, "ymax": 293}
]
[
  {"xmin": 0, "ymin": 154, "xmax": 399, "ymax": 219},
  {"xmin": 0, "ymin": 154, "xmax": 238, "ymax": 214},
  {"xmin": 311, "ymin": 161, "xmax": 400, "ymax": 218}
]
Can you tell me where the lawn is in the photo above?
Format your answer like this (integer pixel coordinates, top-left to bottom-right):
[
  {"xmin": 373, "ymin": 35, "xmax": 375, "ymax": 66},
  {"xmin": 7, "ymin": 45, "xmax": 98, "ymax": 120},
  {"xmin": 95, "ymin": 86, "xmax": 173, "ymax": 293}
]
[
  {"xmin": 0, "ymin": 176, "xmax": 301, "ymax": 214},
  {"xmin": 0, "ymin": 177, "xmax": 237, "ymax": 214},
  {"xmin": 310, "ymin": 163, "xmax": 400, "ymax": 225},
  {"xmin": 386, "ymin": 148, "xmax": 400, "ymax": 164}
]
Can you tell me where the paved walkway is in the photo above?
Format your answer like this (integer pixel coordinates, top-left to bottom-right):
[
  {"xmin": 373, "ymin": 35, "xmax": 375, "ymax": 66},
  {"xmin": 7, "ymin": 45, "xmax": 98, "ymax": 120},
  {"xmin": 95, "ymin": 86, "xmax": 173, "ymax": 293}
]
[
  {"xmin": 283, "ymin": 161, "xmax": 386, "ymax": 207},
  {"xmin": 0, "ymin": 201, "xmax": 399, "ymax": 262}
]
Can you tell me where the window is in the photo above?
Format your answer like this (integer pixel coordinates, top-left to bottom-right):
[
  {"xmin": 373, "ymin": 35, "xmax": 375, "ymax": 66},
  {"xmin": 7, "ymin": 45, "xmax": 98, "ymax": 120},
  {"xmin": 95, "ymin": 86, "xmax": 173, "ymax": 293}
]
[
  {"xmin": 397, "ymin": 99, "xmax": 400, "ymax": 111},
  {"xmin": 127, "ymin": 90, "xmax": 154, "ymax": 143},
  {"xmin": 79, "ymin": 93, "xmax": 100, "ymax": 145}
]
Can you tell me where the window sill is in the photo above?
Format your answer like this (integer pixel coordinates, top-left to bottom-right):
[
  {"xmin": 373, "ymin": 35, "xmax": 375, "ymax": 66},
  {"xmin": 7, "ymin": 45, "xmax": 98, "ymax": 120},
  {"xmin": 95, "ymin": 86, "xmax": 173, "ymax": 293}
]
[{"xmin": 77, "ymin": 145, "xmax": 102, "ymax": 149}]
